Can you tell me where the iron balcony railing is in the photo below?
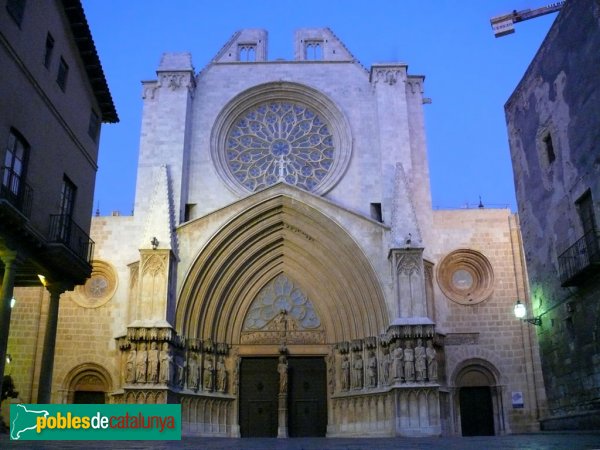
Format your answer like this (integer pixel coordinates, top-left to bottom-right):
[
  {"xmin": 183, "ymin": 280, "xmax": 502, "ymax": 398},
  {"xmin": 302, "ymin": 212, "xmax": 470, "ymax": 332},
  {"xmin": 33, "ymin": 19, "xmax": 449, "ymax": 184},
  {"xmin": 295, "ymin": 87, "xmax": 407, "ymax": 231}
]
[
  {"xmin": 0, "ymin": 166, "xmax": 33, "ymax": 218},
  {"xmin": 48, "ymin": 214, "xmax": 94, "ymax": 264},
  {"xmin": 558, "ymin": 229, "xmax": 600, "ymax": 286}
]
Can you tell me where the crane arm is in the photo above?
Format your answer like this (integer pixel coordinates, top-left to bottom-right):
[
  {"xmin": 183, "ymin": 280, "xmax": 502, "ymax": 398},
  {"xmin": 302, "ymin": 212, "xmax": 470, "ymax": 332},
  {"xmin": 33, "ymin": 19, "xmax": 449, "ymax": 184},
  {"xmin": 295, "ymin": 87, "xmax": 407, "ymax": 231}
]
[{"xmin": 491, "ymin": 1, "xmax": 564, "ymax": 37}]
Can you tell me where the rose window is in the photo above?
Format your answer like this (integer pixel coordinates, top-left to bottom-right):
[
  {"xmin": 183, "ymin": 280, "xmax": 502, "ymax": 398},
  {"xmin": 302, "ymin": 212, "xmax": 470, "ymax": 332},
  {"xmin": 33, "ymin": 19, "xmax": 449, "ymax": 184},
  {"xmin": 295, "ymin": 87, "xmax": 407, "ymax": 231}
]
[{"xmin": 225, "ymin": 102, "xmax": 335, "ymax": 192}]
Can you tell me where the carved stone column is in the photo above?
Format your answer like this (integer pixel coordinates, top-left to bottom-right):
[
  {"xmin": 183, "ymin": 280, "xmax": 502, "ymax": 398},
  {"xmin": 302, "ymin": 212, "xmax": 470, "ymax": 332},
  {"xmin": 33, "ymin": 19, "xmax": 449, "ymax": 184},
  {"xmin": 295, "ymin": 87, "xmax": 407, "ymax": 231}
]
[
  {"xmin": 38, "ymin": 282, "xmax": 69, "ymax": 403},
  {"xmin": 0, "ymin": 251, "xmax": 18, "ymax": 404}
]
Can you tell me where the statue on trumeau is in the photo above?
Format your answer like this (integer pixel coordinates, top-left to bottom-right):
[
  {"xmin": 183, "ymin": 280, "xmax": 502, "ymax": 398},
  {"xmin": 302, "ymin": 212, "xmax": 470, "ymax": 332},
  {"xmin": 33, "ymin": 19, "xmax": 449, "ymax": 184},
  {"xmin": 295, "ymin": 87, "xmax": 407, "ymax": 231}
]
[{"xmin": 278, "ymin": 355, "xmax": 288, "ymax": 394}]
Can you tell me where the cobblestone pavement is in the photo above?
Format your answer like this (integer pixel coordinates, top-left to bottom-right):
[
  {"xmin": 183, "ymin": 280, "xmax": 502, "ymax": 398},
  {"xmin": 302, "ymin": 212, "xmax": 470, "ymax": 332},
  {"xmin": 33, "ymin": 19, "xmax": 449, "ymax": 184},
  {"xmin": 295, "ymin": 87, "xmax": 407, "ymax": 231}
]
[{"xmin": 2, "ymin": 433, "xmax": 600, "ymax": 450}]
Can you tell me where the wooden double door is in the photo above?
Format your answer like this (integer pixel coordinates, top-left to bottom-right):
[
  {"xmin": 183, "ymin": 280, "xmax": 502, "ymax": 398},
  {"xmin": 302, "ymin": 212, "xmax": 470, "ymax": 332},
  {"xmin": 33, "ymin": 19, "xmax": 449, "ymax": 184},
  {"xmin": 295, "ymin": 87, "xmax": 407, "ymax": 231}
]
[{"xmin": 239, "ymin": 357, "xmax": 327, "ymax": 437}]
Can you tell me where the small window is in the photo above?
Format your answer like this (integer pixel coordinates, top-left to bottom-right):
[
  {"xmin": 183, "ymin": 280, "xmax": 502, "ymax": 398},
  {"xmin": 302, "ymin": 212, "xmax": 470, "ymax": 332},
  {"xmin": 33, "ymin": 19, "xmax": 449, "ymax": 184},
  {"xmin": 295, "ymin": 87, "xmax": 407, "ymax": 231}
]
[
  {"xmin": 6, "ymin": 0, "xmax": 26, "ymax": 26},
  {"xmin": 238, "ymin": 44, "xmax": 256, "ymax": 62},
  {"xmin": 370, "ymin": 203, "xmax": 383, "ymax": 223},
  {"xmin": 44, "ymin": 32, "xmax": 54, "ymax": 69},
  {"xmin": 305, "ymin": 41, "xmax": 323, "ymax": 60},
  {"xmin": 88, "ymin": 110, "xmax": 100, "ymax": 141},
  {"xmin": 56, "ymin": 57, "xmax": 69, "ymax": 91},
  {"xmin": 54, "ymin": 175, "xmax": 76, "ymax": 243},
  {"xmin": 576, "ymin": 190, "xmax": 597, "ymax": 236},
  {"xmin": 60, "ymin": 175, "xmax": 77, "ymax": 218},
  {"xmin": 2, "ymin": 128, "xmax": 29, "ymax": 199},
  {"xmin": 184, "ymin": 203, "xmax": 196, "ymax": 222},
  {"xmin": 543, "ymin": 133, "xmax": 555, "ymax": 164}
]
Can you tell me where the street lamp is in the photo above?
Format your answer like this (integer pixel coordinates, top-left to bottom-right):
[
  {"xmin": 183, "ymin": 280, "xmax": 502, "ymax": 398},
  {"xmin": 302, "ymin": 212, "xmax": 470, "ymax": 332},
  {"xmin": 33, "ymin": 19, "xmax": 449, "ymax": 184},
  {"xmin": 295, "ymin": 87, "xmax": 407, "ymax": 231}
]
[{"xmin": 514, "ymin": 300, "xmax": 542, "ymax": 326}]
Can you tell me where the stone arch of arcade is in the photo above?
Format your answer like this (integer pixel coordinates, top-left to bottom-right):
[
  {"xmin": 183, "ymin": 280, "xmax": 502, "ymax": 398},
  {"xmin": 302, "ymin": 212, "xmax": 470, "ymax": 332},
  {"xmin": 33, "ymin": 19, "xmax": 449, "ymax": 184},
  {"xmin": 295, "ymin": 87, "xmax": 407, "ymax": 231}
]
[{"xmin": 175, "ymin": 194, "xmax": 389, "ymax": 345}]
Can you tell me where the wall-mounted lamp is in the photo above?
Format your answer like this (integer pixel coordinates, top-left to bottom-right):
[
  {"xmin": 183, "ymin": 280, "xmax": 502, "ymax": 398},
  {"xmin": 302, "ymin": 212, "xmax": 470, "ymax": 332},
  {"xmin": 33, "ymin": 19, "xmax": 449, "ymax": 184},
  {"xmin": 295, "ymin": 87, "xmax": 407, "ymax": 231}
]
[
  {"xmin": 514, "ymin": 300, "xmax": 542, "ymax": 326},
  {"xmin": 151, "ymin": 237, "xmax": 159, "ymax": 250},
  {"xmin": 10, "ymin": 297, "xmax": 16, "ymax": 308},
  {"xmin": 37, "ymin": 274, "xmax": 48, "ymax": 287},
  {"xmin": 6, "ymin": 354, "xmax": 12, "ymax": 364}
]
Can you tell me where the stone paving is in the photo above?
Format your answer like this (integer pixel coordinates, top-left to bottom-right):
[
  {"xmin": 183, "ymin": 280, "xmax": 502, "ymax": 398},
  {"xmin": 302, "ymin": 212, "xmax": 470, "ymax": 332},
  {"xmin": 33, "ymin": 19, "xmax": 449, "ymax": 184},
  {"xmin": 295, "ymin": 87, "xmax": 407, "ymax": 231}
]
[{"xmin": 2, "ymin": 433, "xmax": 600, "ymax": 450}]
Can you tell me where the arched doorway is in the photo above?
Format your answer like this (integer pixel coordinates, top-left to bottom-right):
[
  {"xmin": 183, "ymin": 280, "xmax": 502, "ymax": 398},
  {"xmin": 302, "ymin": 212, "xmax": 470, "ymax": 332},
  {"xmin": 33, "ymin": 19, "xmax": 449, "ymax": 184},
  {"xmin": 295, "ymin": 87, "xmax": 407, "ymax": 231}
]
[
  {"xmin": 61, "ymin": 363, "xmax": 112, "ymax": 404},
  {"xmin": 454, "ymin": 361, "xmax": 500, "ymax": 436},
  {"xmin": 175, "ymin": 190, "xmax": 390, "ymax": 437}
]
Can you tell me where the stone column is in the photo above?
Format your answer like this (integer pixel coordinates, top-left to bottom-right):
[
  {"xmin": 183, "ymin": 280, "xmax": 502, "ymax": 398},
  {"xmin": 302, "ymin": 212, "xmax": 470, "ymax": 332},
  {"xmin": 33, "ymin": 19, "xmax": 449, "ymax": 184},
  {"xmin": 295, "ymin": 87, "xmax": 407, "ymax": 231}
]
[
  {"xmin": 37, "ymin": 283, "xmax": 67, "ymax": 403},
  {"xmin": 0, "ymin": 252, "xmax": 18, "ymax": 403}
]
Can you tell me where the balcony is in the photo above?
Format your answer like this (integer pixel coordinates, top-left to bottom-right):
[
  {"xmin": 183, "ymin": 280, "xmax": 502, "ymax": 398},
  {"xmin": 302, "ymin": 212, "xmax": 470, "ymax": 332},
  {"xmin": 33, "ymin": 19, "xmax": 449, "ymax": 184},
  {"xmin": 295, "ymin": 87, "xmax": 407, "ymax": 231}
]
[
  {"xmin": 558, "ymin": 229, "xmax": 600, "ymax": 286},
  {"xmin": 0, "ymin": 166, "xmax": 33, "ymax": 218},
  {"xmin": 48, "ymin": 214, "xmax": 94, "ymax": 265}
]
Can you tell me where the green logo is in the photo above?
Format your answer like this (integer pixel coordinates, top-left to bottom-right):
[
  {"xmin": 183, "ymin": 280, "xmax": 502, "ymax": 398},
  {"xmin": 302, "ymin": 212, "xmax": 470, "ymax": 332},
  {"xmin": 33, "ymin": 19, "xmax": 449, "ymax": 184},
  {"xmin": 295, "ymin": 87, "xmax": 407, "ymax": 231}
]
[{"xmin": 10, "ymin": 404, "xmax": 181, "ymax": 440}]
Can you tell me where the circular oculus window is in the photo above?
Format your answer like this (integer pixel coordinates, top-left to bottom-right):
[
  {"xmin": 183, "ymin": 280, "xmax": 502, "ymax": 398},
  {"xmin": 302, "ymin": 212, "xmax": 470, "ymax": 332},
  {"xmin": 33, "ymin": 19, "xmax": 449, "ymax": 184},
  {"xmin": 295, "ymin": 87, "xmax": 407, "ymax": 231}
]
[
  {"xmin": 70, "ymin": 260, "xmax": 118, "ymax": 308},
  {"xmin": 437, "ymin": 249, "xmax": 494, "ymax": 305}
]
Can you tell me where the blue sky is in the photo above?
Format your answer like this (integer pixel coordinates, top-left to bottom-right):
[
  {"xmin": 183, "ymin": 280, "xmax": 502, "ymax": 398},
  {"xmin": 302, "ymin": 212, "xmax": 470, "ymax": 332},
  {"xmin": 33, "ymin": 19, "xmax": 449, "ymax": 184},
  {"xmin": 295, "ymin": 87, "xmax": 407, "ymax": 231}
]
[{"xmin": 83, "ymin": 1, "xmax": 558, "ymax": 215}]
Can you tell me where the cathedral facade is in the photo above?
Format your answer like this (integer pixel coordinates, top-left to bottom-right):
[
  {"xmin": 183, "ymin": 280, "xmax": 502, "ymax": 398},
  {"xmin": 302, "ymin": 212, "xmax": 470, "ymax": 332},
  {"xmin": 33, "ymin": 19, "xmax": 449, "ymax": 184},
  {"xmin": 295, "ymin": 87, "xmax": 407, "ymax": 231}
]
[{"xmin": 6, "ymin": 29, "xmax": 545, "ymax": 437}]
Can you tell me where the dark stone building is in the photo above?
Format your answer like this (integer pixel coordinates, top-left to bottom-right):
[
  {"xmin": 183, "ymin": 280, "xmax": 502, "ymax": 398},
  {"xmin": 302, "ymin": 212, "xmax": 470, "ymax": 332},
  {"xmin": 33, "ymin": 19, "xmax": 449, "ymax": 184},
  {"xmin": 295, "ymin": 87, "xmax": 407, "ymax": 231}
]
[
  {"xmin": 0, "ymin": 0, "xmax": 117, "ymax": 420},
  {"xmin": 505, "ymin": 0, "xmax": 600, "ymax": 430}
]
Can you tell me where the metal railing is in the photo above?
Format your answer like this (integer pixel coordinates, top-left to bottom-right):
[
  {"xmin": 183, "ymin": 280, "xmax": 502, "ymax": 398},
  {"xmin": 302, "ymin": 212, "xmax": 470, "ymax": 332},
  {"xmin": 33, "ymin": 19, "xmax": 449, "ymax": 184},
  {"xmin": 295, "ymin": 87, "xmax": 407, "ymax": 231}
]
[
  {"xmin": 0, "ymin": 166, "xmax": 33, "ymax": 218},
  {"xmin": 48, "ymin": 214, "xmax": 94, "ymax": 264},
  {"xmin": 558, "ymin": 229, "xmax": 600, "ymax": 285}
]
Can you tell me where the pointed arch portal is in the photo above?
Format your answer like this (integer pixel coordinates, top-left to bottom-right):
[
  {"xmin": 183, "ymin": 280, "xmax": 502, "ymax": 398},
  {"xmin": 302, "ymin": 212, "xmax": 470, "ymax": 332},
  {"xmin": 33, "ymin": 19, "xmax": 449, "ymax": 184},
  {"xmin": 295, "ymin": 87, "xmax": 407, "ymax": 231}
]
[{"xmin": 176, "ymin": 194, "xmax": 389, "ymax": 345}]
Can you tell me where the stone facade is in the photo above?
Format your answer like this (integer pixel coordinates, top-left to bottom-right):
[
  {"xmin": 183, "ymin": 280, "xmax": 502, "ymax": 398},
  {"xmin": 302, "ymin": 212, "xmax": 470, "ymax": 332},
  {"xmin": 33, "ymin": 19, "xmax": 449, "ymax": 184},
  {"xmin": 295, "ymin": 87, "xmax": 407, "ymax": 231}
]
[
  {"xmin": 505, "ymin": 1, "xmax": 600, "ymax": 430},
  {"xmin": 7, "ymin": 28, "xmax": 544, "ymax": 437}
]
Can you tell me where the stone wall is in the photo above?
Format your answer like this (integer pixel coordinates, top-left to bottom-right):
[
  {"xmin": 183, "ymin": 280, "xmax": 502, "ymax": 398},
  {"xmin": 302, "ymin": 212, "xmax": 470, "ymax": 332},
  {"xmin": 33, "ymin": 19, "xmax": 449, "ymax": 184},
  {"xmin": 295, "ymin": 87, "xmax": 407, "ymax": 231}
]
[
  {"xmin": 431, "ymin": 208, "xmax": 546, "ymax": 433},
  {"xmin": 505, "ymin": 0, "xmax": 600, "ymax": 429}
]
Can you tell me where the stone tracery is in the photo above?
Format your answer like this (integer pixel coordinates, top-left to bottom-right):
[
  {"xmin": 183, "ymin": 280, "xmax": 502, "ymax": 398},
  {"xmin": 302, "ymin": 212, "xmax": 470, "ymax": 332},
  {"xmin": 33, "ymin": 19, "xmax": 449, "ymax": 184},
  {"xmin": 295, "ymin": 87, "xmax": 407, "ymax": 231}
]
[
  {"xmin": 243, "ymin": 273, "xmax": 321, "ymax": 330},
  {"xmin": 225, "ymin": 101, "xmax": 335, "ymax": 192}
]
